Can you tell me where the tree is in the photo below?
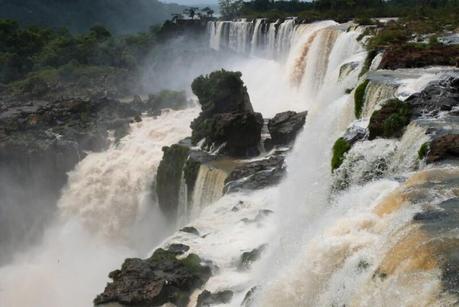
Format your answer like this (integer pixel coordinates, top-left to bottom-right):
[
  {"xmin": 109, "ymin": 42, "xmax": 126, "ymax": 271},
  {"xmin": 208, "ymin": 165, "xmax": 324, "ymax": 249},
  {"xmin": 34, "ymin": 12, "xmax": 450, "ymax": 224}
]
[
  {"xmin": 201, "ymin": 7, "xmax": 215, "ymax": 18},
  {"xmin": 183, "ymin": 7, "xmax": 199, "ymax": 19},
  {"xmin": 219, "ymin": 0, "xmax": 243, "ymax": 20}
]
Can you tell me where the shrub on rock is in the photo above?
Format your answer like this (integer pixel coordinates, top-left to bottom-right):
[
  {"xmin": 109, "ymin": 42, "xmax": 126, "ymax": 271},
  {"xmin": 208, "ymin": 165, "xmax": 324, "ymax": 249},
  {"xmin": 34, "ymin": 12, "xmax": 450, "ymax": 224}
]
[
  {"xmin": 331, "ymin": 137, "xmax": 351, "ymax": 171},
  {"xmin": 368, "ymin": 99, "xmax": 411, "ymax": 139}
]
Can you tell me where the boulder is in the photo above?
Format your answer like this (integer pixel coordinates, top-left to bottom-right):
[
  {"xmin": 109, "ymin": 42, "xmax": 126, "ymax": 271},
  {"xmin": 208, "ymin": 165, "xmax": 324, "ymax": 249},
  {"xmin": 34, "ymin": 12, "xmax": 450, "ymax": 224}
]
[
  {"xmin": 180, "ymin": 226, "xmax": 200, "ymax": 236},
  {"xmin": 238, "ymin": 245, "xmax": 267, "ymax": 271},
  {"xmin": 196, "ymin": 290, "xmax": 233, "ymax": 307},
  {"xmin": 94, "ymin": 248, "xmax": 212, "ymax": 307},
  {"xmin": 224, "ymin": 155, "xmax": 285, "ymax": 193},
  {"xmin": 267, "ymin": 111, "xmax": 307, "ymax": 145},
  {"xmin": 426, "ymin": 134, "xmax": 459, "ymax": 163},
  {"xmin": 406, "ymin": 77, "xmax": 459, "ymax": 118}
]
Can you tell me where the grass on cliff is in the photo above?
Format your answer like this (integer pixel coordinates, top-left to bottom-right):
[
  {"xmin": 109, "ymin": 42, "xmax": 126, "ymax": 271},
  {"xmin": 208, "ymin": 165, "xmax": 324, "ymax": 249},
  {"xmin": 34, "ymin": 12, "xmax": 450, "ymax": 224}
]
[
  {"xmin": 331, "ymin": 137, "xmax": 351, "ymax": 171},
  {"xmin": 354, "ymin": 79, "xmax": 369, "ymax": 119}
]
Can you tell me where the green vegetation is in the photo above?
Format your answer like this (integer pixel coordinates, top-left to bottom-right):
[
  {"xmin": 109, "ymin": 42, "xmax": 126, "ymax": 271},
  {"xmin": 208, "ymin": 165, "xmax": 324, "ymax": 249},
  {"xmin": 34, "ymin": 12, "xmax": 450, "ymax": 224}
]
[
  {"xmin": 0, "ymin": 19, "xmax": 159, "ymax": 84},
  {"xmin": 354, "ymin": 79, "xmax": 369, "ymax": 119},
  {"xmin": 418, "ymin": 142, "xmax": 430, "ymax": 159},
  {"xmin": 0, "ymin": 0, "xmax": 184, "ymax": 34},
  {"xmin": 228, "ymin": 0, "xmax": 459, "ymax": 23},
  {"xmin": 368, "ymin": 99, "xmax": 412, "ymax": 139},
  {"xmin": 331, "ymin": 137, "xmax": 352, "ymax": 171},
  {"xmin": 156, "ymin": 144, "xmax": 190, "ymax": 220}
]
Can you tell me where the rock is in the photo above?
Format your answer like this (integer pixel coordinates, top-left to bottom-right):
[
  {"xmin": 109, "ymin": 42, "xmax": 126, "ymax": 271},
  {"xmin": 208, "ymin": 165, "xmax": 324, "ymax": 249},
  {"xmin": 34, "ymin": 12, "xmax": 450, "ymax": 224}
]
[
  {"xmin": 155, "ymin": 144, "xmax": 190, "ymax": 220},
  {"xmin": 368, "ymin": 99, "xmax": 411, "ymax": 140},
  {"xmin": 180, "ymin": 226, "xmax": 200, "ymax": 236},
  {"xmin": 238, "ymin": 245, "xmax": 267, "ymax": 270},
  {"xmin": 224, "ymin": 155, "xmax": 285, "ymax": 193},
  {"xmin": 194, "ymin": 112, "xmax": 263, "ymax": 157},
  {"xmin": 267, "ymin": 111, "xmax": 307, "ymax": 145},
  {"xmin": 167, "ymin": 243, "xmax": 190, "ymax": 255},
  {"xmin": 405, "ymin": 77, "xmax": 459, "ymax": 118},
  {"xmin": 379, "ymin": 44, "xmax": 459, "ymax": 70},
  {"xmin": 196, "ymin": 290, "xmax": 233, "ymax": 307},
  {"xmin": 131, "ymin": 90, "xmax": 189, "ymax": 115},
  {"xmin": 331, "ymin": 137, "xmax": 352, "ymax": 171},
  {"xmin": 426, "ymin": 134, "xmax": 459, "ymax": 163},
  {"xmin": 190, "ymin": 70, "xmax": 263, "ymax": 158},
  {"xmin": 241, "ymin": 287, "xmax": 258, "ymax": 307},
  {"xmin": 94, "ymin": 248, "xmax": 212, "ymax": 307}
]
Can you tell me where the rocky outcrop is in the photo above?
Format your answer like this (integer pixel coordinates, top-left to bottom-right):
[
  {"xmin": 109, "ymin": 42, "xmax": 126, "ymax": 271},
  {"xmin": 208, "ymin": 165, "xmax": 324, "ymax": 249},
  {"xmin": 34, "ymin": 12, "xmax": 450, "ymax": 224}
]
[
  {"xmin": 368, "ymin": 99, "xmax": 412, "ymax": 140},
  {"xmin": 238, "ymin": 245, "xmax": 266, "ymax": 271},
  {"xmin": 224, "ymin": 155, "xmax": 285, "ymax": 193},
  {"xmin": 405, "ymin": 77, "xmax": 459, "ymax": 118},
  {"xmin": 190, "ymin": 70, "xmax": 262, "ymax": 157},
  {"xmin": 94, "ymin": 248, "xmax": 212, "ymax": 307},
  {"xmin": 156, "ymin": 144, "xmax": 190, "ymax": 220},
  {"xmin": 379, "ymin": 45, "xmax": 459, "ymax": 70},
  {"xmin": 196, "ymin": 290, "xmax": 233, "ymax": 307},
  {"xmin": 130, "ymin": 90, "xmax": 190, "ymax": 116},
  {"xmin": 267, "ymin": 111, "xmax": 307, "ymax": 146}
]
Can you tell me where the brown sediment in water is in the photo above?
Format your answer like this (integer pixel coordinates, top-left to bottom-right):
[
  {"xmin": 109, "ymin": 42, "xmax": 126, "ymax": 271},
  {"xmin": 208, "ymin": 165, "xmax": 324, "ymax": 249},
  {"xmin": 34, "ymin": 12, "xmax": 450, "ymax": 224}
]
[
  {"xmin": 374, "ymin": 188, "xmax": 407, "ymax": 217},
  {"xmin": 376, "ymin": 226, "xmax": 438, "ymax": 276},
  {"xmin": 289, "ymin": 33, "xmax": 318, "ymax": 86}
]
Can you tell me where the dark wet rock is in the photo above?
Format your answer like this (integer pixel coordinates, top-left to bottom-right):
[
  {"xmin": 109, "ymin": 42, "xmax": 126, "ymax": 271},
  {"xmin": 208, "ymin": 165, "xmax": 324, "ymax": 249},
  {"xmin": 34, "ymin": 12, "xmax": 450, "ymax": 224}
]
[
  {"xmin": 190, "ymin": 70, "xmax": 263, "ymax": 158},
  {"xmin": 167, "ymin": 243, "xmax": 190, "ymax": 255},
  {"xmin": 193, "ymin": 112, "xmax": 264, "ymax": 158},
  {"xmin": 238, "ymin": 245, "xmax": 267, "ymax": 271},
  {"xmin": 406, "ymin": 77, "xmax": 459, "ymax": 118},
  {"xmin": 155, "ymin": 144, "xmax": 190, "ymax": 220},
  {"xmin": 241, "ymin": 286, "xmax": 258, "ymax": 307},
  {"xmin": 426, "ymin": 134, "xmax": 459, "ymax": 163},
  {"xmin": 240, "ymin": 210, "xmax": 273, "ymax": 224},
  {"xmin": 196, "ymin": 290, "xmax": 233, "ymax": 307},
  {"xmin": 180, "ymin": 226, "xmax": 200, "ymax": 236},
  {"xmin": 267, "ymin": 111, "xmax": 307, "ymax": 145},
  {"xmin": 94, "ymin": 248, "xmax": 211, "ymax": 307},
  {"xmin": 224, "ymin": 155, "xmax": 285, "ymax": 193},
  {"xmin": 368, "ymin": 99, "xmax": 411, "ymax": 140}
]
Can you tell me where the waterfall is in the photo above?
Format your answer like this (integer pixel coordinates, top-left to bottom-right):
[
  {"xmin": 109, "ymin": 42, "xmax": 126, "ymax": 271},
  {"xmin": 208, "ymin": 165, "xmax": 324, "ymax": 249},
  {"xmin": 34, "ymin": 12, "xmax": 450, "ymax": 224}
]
[
  {"xmin": 191, "ymin": 164, "xmax": 228, "ymax": 217},
  {"xmin": 0, "ymin": 108, "xmax": 199, "ymax": 306},
  {"xmin": 250, "ymin": 18, "xmax": 264, "ymax": 55},
  {"xmin": 361, "ymin": 80, "xmax": 397, "ymax": 118}
]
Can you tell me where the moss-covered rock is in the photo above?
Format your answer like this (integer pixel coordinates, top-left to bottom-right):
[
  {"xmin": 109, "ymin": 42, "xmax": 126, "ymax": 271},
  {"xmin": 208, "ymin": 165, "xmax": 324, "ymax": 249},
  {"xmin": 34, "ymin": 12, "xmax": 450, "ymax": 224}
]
[
  {"xmin": 94, "ymin": 248, "xmax": 212, "ymax": 307},
  {"xmin": 183, "ymin": 158, "xmax": 201, "ymax": 200},
  {"xmin": 368, "ymin": 99, "xmax": 411, "ymax": 140},
  {"xmin": 156, "ymin": 144, "xmax": 190, "ymax": 220},
  {"xmin": 331, "ymin": 137, "xmax": 352, "ymax": 171},
  {"xmin": 418, "ymin": 142, "xmax": 430, "ymax": 160},
  {"xmin": 359, "ymin": 48, "xmax": 378, "ymax": 77},
  {"xmin": 354, "ymin": 79, "xmax": 369, "ymax": 118}
]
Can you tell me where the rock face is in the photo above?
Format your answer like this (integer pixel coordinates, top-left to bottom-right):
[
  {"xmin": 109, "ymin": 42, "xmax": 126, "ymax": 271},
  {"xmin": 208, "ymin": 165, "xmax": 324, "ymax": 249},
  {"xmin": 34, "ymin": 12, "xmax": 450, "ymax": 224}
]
[
  {"xmin": 426, "ymin": 134, "xmax": 459, "ymax": 163},
  {"xmin": 368, "ymin": 99, "xmax": 411, "ymax": 140},
  {"xmin": 224, "ymin": 155, "xmax": 285, "ymax": 193},
  {"xmin": 131, "ymin": 90, "xmax": 190, "ymax": 116},
  {"xmin": 190, "ymin": 70, "xmax": 262, "ymax": 157},
  {"xmin": 267, "ymin": 111, "xmax": 307, "ymax": 145},
  {"xmin": 238, "ymin": 245, "xmax": 266, "ymax": 271},
  {"xmin": 155, "ymin": 144, "xmax": 190, "ymax": 220},
  {"xmin": 94, "ymin": 248, "xmax": 212, "ymax": 307}
]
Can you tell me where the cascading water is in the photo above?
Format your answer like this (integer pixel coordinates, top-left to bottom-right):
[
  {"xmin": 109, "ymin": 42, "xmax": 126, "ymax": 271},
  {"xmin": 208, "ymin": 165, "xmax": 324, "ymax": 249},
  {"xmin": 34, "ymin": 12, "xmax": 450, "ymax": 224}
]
[{"xmin": 2, "ymin": 16, "xmax": 457, "ymax": 307}]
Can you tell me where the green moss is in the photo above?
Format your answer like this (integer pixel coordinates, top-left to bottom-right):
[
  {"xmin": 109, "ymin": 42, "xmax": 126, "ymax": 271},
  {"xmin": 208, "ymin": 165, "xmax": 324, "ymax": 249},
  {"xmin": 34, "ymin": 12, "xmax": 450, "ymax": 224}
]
[
  {"xmin": 368, "ymin": 99, "xmax": 412, "ymax": 139},
  {"xmin": 359, "ymin": 49, "xmax": 378, "ymax": 78},
  {"xmin": 331, "ymin": 137, "xmax": 352, "ymax": 171},
  {"xmin": 183, "ymin": 158, "xmax": 201, "ymax": 199},
  {"xmin": 418, "ymin": 142, "xmax": 430, "ymax": 159},
  {"xmin": 354, "ymin": 79, "xmax": 369, "ymax": 118}
]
